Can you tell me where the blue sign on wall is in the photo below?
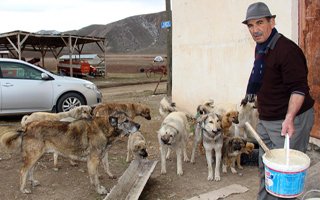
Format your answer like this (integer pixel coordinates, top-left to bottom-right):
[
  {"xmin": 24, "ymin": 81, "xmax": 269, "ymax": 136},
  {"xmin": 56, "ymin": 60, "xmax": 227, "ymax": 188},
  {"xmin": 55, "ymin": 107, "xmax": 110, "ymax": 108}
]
[{"xmin": 161, "ymin": 21, "xmax": 172, "ymax": 29}]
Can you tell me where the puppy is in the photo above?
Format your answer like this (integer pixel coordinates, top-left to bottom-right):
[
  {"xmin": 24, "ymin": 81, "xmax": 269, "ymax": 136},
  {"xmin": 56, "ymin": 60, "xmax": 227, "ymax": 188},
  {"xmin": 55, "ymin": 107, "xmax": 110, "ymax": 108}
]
[
  {"xmin": 236, "ymin": 141, "xmax": 255, "ymax": 169},
  {"xmin": 159, "ymin": 96, "xmax": 177, "ymax": 118},
  {"xmin": 158, "ymin": 111, "xmax": 190, "ymax": 176},
  {"xmin": 191, "ymin": 112, "xmax": 223, "ymax": 181},
  {"xmin": 221, "ymin": 110, "xmax": 239, "ymax": 136},
  {"xmin": 93, "ymin": 102, "xmax": 151, "ymax": 120},
  {"xmin": 21, "ymin": 105, "xmax": 92, "ymax": 128},
  {"xmin": 222, "ymin": 136, "xmax": 247, "ymax": 174},
  {"xmin": 1, "ymin": 111, "xmax": 140, "ymax": 195},
  {"xmin": 126, "ymin": 131, "xmax": 148, "ymax": 162}
]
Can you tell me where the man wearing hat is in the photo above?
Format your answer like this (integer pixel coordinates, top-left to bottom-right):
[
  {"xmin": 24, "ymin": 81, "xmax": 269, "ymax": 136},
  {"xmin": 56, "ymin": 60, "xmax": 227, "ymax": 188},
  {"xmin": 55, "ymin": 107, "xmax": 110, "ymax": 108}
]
[{"xmin": 242, "ymin": 2, "xmax": 314, "ymax": 200}]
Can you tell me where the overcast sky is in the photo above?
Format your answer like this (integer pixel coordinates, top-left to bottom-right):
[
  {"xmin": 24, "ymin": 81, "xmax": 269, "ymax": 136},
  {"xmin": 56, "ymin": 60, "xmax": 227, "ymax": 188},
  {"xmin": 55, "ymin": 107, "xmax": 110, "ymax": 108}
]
[{"xmin": 0, "ymin": 0, "xmax": 165, "ymax": 33}]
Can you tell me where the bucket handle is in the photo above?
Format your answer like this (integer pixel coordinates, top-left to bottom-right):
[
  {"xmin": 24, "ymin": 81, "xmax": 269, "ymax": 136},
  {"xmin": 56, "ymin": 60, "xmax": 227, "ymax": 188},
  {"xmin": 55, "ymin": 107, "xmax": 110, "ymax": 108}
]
[{"xmin": 284, "ymin": 134, "xmax": 290, "ymax": 166}]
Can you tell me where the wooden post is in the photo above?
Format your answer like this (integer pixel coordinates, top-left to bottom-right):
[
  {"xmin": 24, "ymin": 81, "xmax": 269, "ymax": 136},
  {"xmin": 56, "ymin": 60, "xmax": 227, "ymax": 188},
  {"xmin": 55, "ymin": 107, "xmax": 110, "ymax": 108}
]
[{"xmin": 166, "ymin": 0, "xmax": 172, "ymax": 96}]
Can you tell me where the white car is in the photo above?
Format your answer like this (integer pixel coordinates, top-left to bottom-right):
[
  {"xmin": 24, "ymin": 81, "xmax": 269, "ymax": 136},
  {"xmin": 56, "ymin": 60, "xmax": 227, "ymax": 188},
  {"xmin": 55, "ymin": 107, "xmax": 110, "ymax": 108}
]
[{"xmin": 0, "ymin": 58, "xmax": 102, "ymax": 116}]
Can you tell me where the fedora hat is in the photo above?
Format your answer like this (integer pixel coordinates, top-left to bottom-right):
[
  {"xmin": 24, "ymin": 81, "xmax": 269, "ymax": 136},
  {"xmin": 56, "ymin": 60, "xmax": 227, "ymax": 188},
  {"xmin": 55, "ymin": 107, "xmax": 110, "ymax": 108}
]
[{"xmin": 242, "ymin": 2, "xmax": 276, "ymax": 24}]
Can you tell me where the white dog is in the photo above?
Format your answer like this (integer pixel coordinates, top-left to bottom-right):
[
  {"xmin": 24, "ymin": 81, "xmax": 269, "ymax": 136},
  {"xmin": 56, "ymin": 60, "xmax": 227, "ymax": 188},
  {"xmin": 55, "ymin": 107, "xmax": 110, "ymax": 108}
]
[
  {"xmin": 191, "ymin": 112, "xmax": 223, "ymax": 181},
  {"xmin": 21, "ymin": 105, "xmax": 92, "ymax": 128},
  {"xmin": 234, "ymin": 101, "xmax": 258, "ymax": 139},
  {"xmin": 158, "ymin": 111, "xmax": 190, "ymax": 176},
  {"xmin": 126, "ymin": 131, "xmax": 148, "ymax": 162},
  {"xmin": 159, "ymin": 96, "xmax": 177, "ymax": 118}
]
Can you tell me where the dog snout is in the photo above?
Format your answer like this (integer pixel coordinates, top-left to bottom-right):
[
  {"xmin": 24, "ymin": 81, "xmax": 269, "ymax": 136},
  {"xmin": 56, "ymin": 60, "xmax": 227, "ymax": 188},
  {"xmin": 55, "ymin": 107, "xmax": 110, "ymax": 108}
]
[
  {"xmin": 161, "ymin": 137, "xmax": 169, "ymax": 144},
  {"xmin": 139, "ymin": 149, "xmax": 148, "ymax": 158},
  {"xmin": 145, "ymin": 116, "xmax": 151, "ymax": 120},
  {"xmin": 135, "ymin": 123, "xmax": 141, "ymax": 130}
]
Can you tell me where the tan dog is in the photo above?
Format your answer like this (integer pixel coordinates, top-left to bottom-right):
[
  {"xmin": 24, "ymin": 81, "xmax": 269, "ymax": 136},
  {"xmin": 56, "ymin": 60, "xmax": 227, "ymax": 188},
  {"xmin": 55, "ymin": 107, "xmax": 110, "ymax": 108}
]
[
  {"xmin": 158, "ymin": 111, "xmax": 190, "ymax": 176},
  {"xmin": 20, "ymin": 105, "xmax": 93, "ymax": 171},
  {"xmin": 221, "ymin": 110, "xmax": 239, "ymax": 136},
  {"xmin": 92, "ymin": 102, "xmax": 151, "ymax": 177},
  {"xmin": 126, "ymin": 131, "xmax": 148, "ymax": 162},
  {"xmin": 93, "ymin": 102, "xmax": 151, "ymax": 120},
  {"xmin": 191, "ymin": 112, "xmax": 223, "ymax": 181},
  {"xmin": 222, "ymin": 136, "xmax": 247, "ymax": 174},
  {"xmin": 1, "ymin": 111, "xmax": 140, "ymax": 195},
  {"xmin": 21, "ymin": 105, "xmax": 92, "ymax": 128},
  {"xmin": 234, "ymin": 101, "xmax": 258, "ymax": 139}
]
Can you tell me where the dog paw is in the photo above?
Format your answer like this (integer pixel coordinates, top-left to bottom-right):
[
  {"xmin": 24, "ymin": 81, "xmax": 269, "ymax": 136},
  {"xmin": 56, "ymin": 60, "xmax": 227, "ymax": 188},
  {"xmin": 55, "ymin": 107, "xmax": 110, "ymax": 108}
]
[
  {"xmin": 207, "ymin": 175, "xmax": 213, "ymax": 181},
  {"xmin": 31, "ymin": 180, "xmax": 40, "ymax": 187},
  {"xmin": 238, "ymin": 165, "xmax": 243, "ymax": 170},
  {"xmin": 69, "ymin": 160, "xmax": 78, "ymax": 166},
  {"xmin": 177, "ymin": 170, "xmax": 183, "ymax": 176},
  {"xmin": 231, "ymin": 168, "xmax": 237, "ymax": 174},
  {"xmin": 97, "ymin": 186, "xmax": 108, "ymax": 195},
  {"xmin": 21, "ymin": 188, "xmax": 32, "ymax": 194},
  {"xmin": 161, "ymin": 169, "xmax": 167, "ymax": 174},
  {"xmin": 222, "ymin": 165, "xmax": 227, "ymax": 173},
  {"xmin": 53, "ymin": 167, "xmax": 59, "ymax": 172},
  {"xmin": 214, "ymin": 176, "xmax": 221, "ymax": 181},
  {"xmin": 184, "ymin": 157, "xmax": 190, "ymax": 162},
  {"xmin": 108, "ymin": 174, "xmax": 117, "ymax": 179}
]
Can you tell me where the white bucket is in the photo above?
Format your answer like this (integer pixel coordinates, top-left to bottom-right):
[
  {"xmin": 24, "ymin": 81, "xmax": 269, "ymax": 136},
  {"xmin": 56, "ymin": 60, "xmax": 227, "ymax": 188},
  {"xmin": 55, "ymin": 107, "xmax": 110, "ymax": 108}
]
[{"xmin": 262, "ymin": 148, "xmax": 310, "ymax": 198}]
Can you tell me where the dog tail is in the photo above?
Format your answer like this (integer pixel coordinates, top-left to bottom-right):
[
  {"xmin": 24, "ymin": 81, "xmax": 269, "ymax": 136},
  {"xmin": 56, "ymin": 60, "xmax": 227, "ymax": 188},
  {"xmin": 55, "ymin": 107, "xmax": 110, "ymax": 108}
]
[
  {"xmin": 21, "ymin": 115, "xmax": 30, "ymax": 128},
  {"xmin": 0, "ymin": 130, "xmax": 23, "ymax": 151}
]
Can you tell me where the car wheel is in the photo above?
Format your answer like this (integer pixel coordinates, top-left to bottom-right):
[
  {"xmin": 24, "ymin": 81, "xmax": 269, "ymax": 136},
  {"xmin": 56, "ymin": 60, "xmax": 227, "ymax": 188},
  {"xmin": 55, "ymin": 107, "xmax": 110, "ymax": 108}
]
[{"xmin": 57, "ymin": 92, "xmax": 85, "ymax": 112}]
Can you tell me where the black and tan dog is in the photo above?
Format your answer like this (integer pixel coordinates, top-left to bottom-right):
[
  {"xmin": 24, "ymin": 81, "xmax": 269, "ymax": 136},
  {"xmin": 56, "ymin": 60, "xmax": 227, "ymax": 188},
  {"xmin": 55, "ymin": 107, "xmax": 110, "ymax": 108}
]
[
  {"xmin": 0, "ymin": 111, "xmax": 140, "ymax": 195},
  {"xmin": 93, "ymin": 102, "xmax": 151, "ymax": 120},
  {"xmin": 222, "ymin": 136, "xmax": 247, "ymax": 174}
]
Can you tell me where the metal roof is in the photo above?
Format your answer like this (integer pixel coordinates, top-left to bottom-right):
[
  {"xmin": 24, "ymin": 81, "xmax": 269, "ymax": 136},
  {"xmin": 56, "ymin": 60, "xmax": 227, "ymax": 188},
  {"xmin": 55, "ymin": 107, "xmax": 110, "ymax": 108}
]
[{"xmin": 0, "ymin": 30, "xmax": 106, "ymax": 59}]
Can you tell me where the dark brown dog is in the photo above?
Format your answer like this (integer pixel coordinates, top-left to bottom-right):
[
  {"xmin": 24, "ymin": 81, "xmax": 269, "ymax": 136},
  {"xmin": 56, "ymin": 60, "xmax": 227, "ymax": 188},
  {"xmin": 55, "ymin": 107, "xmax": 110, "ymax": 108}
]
[
  {"xmin": 0, "ymin": 111, "xmax": 140, "ymax": 195},
  {"xmin": 222, "ymin": 136, "xmax": 246, "ymax": 174},
  {"xmin": 93, "ymin": 102, "xmax": 151, "ymax": 120}
]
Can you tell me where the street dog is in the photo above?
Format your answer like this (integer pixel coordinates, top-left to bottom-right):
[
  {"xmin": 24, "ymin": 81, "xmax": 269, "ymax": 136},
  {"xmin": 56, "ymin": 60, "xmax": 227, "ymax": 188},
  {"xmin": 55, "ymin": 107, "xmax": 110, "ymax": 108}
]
[
  {"xmin": 1, "ymin": 111, "xmax": 140, "ymax": 195},
  {"xmin": 126, "ymin": 131, "xmax": 148, "ymax": 162},
  {"xmin": 234, "ymin": 100, "xmax": 258, "ymax": 139},
  {"xmin": 222, "ymin": 136, "xmax": 247, "ymax": 174},
  {"xmin": 190, "ymin": 112, "xmax": 223, "ymax": 181},
  {"xmin": 93, "ymin": 102, "xmax": 151, "ymax": 120},
  {"xmin": 21, "ymin": 105, "xmax": 92, "ymax": 128},
  {"xmin": 221, "ymin": 110, "xmax": 239, "ymax": 136},
  {"xmin": 158, "ymin": 111, "xmax": 190, "ymax": 176},
  {"xmin": 20, "ymin": 105, "xmax": 93, "ymax": 171},
  {"xmin": 236, "ymin": 141, "xmax": 255, "ymax": 169},
  {"xmin": 92, "ymin": 102, "xmax": 151, "ymax": 177},
  {"xmin": 159, "ymin": 96, "xmax": 177, "ymax": 118},
  {"xmin": 195, "ymin": 99, "xmax": 215, "ymax": 155}
]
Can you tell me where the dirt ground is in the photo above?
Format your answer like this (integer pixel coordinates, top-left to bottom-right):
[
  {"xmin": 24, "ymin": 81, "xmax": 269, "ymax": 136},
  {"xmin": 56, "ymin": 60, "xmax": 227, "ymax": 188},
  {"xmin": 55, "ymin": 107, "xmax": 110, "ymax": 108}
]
[{"xmin": 1, "ymin": 79, "xmax": 319, "ymax": 200}]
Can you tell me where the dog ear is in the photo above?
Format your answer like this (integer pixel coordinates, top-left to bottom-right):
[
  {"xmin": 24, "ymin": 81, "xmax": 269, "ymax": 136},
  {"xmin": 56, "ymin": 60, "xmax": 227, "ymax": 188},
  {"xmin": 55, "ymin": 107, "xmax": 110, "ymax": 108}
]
[{"xmin": 108, "ymin": 116, "xmax": 118, "ymax": 127}]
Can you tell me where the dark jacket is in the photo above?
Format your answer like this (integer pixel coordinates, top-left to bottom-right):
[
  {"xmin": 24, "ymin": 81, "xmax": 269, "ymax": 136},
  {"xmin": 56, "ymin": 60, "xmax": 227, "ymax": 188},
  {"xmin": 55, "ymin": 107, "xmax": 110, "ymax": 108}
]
[{"xmin": 257, "ymin": 34, "xmax": 314, "ymax": 120}]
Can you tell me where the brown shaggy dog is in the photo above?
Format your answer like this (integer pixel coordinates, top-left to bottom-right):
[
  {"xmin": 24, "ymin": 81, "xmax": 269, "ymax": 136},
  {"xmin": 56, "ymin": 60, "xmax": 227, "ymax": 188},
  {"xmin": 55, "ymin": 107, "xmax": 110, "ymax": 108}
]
[
  {"xmin": 126, "ymin": 131, "xmax": 148, "ymax": 162},
  {"xmin": 0, "ymin": 111, "xmax": 140, "ymax": 195},
  {"xmin": 93, "ymin": 102, "xmax": 151, "ymax": 120}
]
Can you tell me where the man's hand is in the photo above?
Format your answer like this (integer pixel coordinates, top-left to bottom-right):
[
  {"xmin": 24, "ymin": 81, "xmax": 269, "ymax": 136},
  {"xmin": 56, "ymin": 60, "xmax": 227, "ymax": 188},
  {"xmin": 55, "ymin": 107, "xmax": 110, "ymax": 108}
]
[
  {"xmin": 281, "ymin": 115, "xmax": 295, "ymax": 138},
  {"xmin": 241, "ymin": 94, "xmax": 255, "ymax": 106}
]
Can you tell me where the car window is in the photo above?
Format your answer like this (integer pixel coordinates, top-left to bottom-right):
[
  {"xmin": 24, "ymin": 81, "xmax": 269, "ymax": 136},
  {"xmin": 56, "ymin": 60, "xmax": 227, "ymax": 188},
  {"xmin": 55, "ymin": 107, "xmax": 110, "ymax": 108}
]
[{"xmin": 0, "ymin": 62, "xmax": 42, "ymax": 80}]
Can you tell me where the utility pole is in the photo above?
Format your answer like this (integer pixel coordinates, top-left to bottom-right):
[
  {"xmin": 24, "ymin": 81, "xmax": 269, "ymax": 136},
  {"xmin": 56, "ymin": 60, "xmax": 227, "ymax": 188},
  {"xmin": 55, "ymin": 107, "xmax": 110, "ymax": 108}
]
[{"xmin": 166, "ymin": 0, "xmax": 172, "ymax": 96}]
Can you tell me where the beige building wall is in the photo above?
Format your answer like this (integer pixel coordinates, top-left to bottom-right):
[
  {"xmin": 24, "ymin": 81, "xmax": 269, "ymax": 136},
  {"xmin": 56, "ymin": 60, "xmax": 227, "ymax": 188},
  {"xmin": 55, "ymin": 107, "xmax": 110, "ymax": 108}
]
[{"xmin": 171, "ymin": 0, "xmax": 298, "ymax": 114}]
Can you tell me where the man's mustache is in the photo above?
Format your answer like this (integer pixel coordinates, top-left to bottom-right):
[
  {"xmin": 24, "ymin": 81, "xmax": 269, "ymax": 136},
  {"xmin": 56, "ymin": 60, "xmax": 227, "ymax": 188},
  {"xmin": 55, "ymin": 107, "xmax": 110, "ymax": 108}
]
[{"xmin": 253, "ymin": 32, "xmax": 263, "ymax": 37}]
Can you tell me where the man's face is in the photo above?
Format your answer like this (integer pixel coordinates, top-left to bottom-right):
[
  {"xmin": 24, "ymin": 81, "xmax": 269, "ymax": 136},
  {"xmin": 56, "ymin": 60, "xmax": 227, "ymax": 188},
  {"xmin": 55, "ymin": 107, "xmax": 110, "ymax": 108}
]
[{"xmin": 246, "ymin": 17, "xmax": 275, "ymax": 43}]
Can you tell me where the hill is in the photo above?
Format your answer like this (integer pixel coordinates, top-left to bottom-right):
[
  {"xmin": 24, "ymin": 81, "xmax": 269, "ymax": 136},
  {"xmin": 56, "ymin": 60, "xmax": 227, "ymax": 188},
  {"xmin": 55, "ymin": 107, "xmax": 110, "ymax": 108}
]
[{"xmin": 64, "ymin": 11, "xmax": 168, "ymax": 54}]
